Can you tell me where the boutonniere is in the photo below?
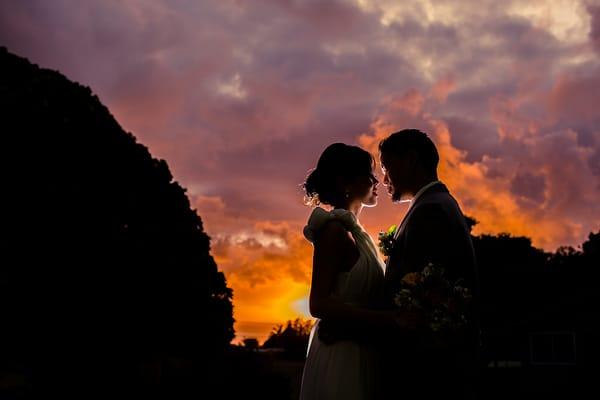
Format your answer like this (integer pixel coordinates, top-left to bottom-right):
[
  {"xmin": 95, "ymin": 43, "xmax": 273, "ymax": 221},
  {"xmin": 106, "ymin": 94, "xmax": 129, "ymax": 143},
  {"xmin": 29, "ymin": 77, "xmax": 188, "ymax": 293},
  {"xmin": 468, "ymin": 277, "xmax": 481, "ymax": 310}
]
[{"xmin": 378, "ymin": 224, "xmax": 397, "ymax": 258}]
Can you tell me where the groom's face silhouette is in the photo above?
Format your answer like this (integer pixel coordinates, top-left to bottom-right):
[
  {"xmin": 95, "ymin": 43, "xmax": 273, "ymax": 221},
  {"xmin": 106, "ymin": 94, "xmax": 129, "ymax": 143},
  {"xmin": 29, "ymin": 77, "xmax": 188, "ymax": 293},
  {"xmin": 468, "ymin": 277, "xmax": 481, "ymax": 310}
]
[{"xmin": 379, "ymin": 152, "xmax": 416, "ymax": 202}]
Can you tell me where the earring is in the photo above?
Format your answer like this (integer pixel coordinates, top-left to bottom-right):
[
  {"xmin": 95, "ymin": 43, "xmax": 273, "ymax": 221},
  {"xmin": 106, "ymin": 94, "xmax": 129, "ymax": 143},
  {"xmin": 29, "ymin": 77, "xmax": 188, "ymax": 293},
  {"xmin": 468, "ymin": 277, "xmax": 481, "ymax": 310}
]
[{"xmin": 345, "ymin": 192, "xmax": 350, "ymax": 198}]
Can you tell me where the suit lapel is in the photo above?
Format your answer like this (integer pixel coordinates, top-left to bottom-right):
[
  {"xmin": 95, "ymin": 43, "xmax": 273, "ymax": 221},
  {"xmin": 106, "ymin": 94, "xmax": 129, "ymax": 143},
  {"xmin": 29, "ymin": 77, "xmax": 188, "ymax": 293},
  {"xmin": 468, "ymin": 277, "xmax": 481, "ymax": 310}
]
[
  {"xmin": 385, "ymin": 209, "xmax": 408, "ymax": 270},
  {"xmin": 393, "ymin": 203, "xmax": 415, "ymax": 240},
  {"xmin": 385, "ymin": 182, "xmax": 449, "ymax": 271}
]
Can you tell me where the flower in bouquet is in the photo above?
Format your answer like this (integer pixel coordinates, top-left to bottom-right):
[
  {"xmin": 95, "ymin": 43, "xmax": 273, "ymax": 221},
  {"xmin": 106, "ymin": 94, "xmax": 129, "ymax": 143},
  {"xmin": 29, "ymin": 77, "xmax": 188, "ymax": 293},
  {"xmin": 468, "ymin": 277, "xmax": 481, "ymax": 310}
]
[
  {"xmin": 393, "ymin": 262, "xmax": 472, "ymax": 333},
  {"xmin": 378, "ymin": 224, "xmax": 397, "ymax": 258}
]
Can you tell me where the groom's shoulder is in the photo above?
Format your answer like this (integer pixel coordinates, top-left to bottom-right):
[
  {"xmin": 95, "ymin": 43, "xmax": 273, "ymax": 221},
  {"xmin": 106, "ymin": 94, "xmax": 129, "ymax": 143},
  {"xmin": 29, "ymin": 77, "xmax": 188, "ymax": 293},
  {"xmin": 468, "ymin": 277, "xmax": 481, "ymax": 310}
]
[
  {"xmin": 409, "ymin": 192, "xmax": 462, "ymax": 229},
  {"xmin": 411, "ymin": 191, "xmax": 470, "ymax": 239},
  {"xmin": 409, "ymin": 201, "xmax": 448, "ymax": 225},
  {"xmin": 418, "ymin": 188, "xmax": 462, "ymax": 215},
  {"xmin": 413, "ymin": 189, "xmax": 450, "ymax": 212}
]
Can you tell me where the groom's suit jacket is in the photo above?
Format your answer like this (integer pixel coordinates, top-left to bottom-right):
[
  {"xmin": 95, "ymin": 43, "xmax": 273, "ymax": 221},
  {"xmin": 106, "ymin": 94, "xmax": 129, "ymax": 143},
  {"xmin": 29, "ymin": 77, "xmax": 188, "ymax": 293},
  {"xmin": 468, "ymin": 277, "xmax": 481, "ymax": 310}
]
[
  {"xmin": 383, "ymin": 182, "xmax": 480, "ymax": 396},
  {"xmin": 385, "ymin": 182, "xmax": 478, "ymax": 303}
]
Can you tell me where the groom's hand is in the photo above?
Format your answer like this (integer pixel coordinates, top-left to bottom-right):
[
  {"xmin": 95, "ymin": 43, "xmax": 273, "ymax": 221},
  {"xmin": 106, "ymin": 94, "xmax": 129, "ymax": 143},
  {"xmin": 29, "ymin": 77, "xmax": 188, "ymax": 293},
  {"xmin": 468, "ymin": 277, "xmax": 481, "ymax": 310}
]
[
  {"xmin": 392, "ymin": 309, "xmax": 427, "ymax": 331},
  {"xmin": 317, "ymin": 320, "xmax": 343, "ymax": 345}
]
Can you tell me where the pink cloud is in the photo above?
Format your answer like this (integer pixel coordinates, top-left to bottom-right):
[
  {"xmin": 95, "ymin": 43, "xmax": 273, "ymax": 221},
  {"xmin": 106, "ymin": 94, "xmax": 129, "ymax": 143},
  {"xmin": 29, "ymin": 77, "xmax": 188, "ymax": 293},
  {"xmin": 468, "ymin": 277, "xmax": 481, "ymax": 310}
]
[
  {"xmin": 548, "ymin": 69, "xmax": 600, "ymax": 121},
  {"xmin": 429, "ymin": 75, "xmax": 456, "ymax": 103},
  {"xmin": 589, "ymin": 4, "xmax": 600, "ymax": 53}
]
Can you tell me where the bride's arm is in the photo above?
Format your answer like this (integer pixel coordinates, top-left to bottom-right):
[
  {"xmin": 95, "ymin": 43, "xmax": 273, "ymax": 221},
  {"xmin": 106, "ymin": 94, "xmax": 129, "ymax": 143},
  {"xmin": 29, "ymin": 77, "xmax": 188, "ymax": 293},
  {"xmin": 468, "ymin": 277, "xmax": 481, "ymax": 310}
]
[{"xmin": 309, "ymin": 221, "xmax": 418, "ymax": 338}]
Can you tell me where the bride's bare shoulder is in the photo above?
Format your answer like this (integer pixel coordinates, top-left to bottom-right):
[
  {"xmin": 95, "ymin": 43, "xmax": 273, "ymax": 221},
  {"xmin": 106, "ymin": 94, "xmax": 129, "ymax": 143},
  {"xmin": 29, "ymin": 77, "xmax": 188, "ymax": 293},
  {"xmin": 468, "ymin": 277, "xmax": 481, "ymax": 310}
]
[{"xmin": 314, "ymin": 219, "xmax": 357, "ymax": 251}]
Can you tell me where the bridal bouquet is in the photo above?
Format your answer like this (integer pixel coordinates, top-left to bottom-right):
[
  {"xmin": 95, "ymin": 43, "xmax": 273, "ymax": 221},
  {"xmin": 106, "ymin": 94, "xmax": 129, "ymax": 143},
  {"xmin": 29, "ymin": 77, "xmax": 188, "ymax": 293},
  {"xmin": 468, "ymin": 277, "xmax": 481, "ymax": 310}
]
[{"xmin": 394, "ymin": 263, "xmax": 472, "ymax": 333}]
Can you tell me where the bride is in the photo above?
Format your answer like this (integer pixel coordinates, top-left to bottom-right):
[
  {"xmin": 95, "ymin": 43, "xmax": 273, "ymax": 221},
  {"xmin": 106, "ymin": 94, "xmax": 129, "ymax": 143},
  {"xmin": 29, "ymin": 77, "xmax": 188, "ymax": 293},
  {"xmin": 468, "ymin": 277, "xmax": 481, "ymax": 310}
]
[{"xmin": 299, "ymin": 143, "xmax": 394, "ymax": 400}]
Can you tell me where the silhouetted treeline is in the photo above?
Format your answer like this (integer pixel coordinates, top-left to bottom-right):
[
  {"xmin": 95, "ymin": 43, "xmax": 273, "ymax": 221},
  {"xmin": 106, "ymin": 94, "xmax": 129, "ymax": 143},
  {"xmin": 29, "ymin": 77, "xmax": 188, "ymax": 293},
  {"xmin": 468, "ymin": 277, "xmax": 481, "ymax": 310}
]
[
  {"xmin": 263, "ymin": 318, "xmax": 314, "ymax": 360},
  {"xmin": 473, "ymin": 229, "xmax": 600, "ymax": 397},
  {"xmin": 0, "ymin": 47, "xmax": 235, "ymax": 397}
]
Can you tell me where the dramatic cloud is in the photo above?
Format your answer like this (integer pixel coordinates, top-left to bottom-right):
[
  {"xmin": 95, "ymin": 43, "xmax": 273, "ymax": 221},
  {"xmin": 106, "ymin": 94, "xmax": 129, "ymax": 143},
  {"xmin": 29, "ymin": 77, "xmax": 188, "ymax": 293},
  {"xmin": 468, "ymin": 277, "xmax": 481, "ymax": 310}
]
[
  {"xmin": 2, "ymin": 0, "xmax": 599, "ymax": 342},
  {"xmin": 589, "ymin": 3, "xmax": 600, "ymax": 53}
]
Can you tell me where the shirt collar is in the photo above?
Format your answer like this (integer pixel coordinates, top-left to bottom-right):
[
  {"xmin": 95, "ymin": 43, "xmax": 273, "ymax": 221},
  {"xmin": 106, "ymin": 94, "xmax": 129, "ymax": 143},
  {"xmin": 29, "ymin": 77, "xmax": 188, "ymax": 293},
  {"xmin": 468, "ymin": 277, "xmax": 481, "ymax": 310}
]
[{"xmin": 409, "ymin": 180, "xmax": 441, "ymax": 207}]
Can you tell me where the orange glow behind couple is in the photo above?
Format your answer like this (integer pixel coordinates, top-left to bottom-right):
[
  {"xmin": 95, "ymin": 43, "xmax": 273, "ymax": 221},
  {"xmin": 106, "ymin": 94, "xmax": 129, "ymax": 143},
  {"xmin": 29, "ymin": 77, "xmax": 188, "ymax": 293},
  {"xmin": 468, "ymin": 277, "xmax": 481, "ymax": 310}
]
[{"xmin": 3, "ymin": 0, "xmax": 599, "ymax": 343}]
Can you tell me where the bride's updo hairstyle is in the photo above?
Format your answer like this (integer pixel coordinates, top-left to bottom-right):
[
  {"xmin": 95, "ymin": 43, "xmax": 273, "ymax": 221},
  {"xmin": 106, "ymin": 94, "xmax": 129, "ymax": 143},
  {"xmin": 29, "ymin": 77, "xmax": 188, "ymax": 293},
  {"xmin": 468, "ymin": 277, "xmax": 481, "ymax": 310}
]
[{"xmin": 303, "ymin": 143, "xmax": 374, "ymax": 207}]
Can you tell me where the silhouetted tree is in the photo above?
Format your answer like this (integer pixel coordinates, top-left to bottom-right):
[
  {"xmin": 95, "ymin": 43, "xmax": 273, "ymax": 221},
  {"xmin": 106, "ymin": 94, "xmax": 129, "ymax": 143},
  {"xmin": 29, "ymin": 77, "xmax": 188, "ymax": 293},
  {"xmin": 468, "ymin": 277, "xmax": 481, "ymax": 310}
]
[
  {"xmin": 472, "ymin": 229, "xmax": 600, "ymax": 397},
  {"xmin": 243, "ymin": 338, "xmax": 260, "ymax": 351},
  {"xmin": 0, "ymin": 47, "xmax": 233, "ymax": 396},
  {"xmin": 582, "ymin": 231, "xmax": 600, "ymax": 264},
  {"xmin": 263, "ymin": 318, "xmax": 314, "ymax": 360},
  {"xmin": 464, "ymin": 215, "xmax": 478, "ymax": 233},
  {"xmin": 472, "ymin": 233, "xmax": 548, "ymax": 364}
]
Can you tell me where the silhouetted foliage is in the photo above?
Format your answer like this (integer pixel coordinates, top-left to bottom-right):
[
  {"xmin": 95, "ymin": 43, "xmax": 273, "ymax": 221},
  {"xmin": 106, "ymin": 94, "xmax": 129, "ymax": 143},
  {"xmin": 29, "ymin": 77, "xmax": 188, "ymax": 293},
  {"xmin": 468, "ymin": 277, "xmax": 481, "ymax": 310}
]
[
  {"xmin": 472, "ymin": 233, "xmax": 547, "ymax": 364},
  {"xmin": 582, "ymin": 231, "xmax": 600, "ymax": 264},
  {"xmin": 464, "ymin": 215, "xmax": 478, "ymax": 233},
  {"xmin": 472, "ymin": 230, "xmax": 600, "ymax": 398},
  {"xmin": 243, "ymin": 338, "xmax": 260, "ymax": 350},
  {"xmin": 474, "ymin": 234, "xmax": 547, "ymax": 321},
  {"xmin": 220, "ymin": 347, "xmax": 294, "ymax": 400},
  {"xmin": 0, "ymin": 47, "xmax": 234, "ymax": 396},
  {"xmin": 263, "ymin": 318, "xmax": 314, "ymax": 360}
]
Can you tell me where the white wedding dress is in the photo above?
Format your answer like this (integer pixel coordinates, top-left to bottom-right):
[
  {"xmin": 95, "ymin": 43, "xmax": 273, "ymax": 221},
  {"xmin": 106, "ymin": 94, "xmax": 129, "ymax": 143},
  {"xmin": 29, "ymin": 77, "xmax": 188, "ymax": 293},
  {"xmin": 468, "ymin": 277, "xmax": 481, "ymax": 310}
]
[{"xmin": 299, "ymin": 207, "xmax": 386, "ymax": 400}]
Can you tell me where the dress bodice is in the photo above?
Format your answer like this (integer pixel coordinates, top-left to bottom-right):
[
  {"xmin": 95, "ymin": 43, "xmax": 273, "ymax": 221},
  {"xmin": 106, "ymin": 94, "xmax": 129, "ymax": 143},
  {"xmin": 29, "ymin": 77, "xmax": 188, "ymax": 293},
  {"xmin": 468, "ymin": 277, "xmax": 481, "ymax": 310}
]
[{"xmin": 303, "ymin": 207, "xmax": 385, "ymax": 309}]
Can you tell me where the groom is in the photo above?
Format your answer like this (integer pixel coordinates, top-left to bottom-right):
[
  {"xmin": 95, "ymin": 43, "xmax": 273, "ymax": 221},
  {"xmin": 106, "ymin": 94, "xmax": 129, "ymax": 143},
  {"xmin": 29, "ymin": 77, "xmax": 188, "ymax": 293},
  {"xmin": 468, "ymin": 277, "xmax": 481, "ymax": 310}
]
[{"xmin": 378, "ymin": 129, "xmax": 480, "ymax": 399}]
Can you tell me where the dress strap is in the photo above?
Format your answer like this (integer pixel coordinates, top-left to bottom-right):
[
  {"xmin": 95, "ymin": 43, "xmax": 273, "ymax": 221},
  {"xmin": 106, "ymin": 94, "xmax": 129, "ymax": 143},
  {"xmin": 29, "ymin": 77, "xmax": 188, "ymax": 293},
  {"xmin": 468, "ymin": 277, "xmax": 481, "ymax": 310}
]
[{"xmin": 303, "ymin": 207, "xmax": 359, "ymax": 243}]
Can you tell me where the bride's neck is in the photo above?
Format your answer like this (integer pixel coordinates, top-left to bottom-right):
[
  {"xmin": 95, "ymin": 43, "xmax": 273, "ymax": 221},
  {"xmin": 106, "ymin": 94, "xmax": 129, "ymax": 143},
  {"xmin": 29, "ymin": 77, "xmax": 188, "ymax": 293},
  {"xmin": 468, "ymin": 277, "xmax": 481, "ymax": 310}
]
[
  {"xmin": 335, "ymin": 201, "xmax": 362, "ymax": 218},
  {"xmin": 349, "ymin": 202, "xmax": 363, "ymax": 217}
]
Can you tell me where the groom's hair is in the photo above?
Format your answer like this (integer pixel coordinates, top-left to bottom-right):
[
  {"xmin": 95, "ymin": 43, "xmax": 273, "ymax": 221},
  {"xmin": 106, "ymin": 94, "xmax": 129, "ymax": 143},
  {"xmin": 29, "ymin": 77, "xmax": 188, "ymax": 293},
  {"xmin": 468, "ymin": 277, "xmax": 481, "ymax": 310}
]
[{"xmin": 379, "ymin": 129, "xmax": 439, "ymax": 175}]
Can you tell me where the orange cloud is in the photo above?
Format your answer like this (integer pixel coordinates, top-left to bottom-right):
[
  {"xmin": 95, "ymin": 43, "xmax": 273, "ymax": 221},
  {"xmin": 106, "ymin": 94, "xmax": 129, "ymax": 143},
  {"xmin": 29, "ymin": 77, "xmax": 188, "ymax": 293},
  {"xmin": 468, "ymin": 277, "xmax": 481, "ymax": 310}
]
[
  {"xmin": 221, "ymin": 225, "xmax": 314, "ymax": 343},
  {"xmin": 387, "ymin": 88, "xmax": 425, "ymax": 116},
  {"xmin": 359, "ymin": 81, "xmax": 599, "ymax": 251}
]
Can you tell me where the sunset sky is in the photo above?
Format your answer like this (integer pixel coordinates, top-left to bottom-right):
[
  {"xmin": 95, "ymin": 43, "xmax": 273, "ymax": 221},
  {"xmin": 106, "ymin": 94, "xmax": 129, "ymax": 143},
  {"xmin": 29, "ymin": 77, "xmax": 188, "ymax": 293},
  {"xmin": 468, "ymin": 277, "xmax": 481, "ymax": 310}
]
[{"xmin": 2, "ymin": 0, "xmax": 599, "ymax": 343}]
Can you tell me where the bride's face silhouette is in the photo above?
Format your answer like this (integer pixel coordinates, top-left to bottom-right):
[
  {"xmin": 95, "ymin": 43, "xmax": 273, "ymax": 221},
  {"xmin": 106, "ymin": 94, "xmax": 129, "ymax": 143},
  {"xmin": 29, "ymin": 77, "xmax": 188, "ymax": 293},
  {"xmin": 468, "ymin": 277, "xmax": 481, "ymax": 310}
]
[{"xmin": 347, "ymin": 168, "xmax": 379, "ymax": 207}]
